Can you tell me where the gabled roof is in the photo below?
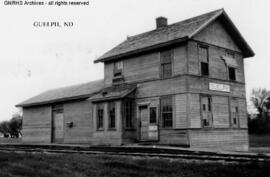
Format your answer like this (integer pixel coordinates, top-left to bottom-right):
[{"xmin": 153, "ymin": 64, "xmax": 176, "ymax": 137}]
[
  {"xmin": 16, "ymin": 79, "xmax": 104, "ymax": 107},
  {"xmin": 90, "ymin": 84, "xmax": 136, "ymax": 102},
  {"xmin": 95, "ymin": 9, "xmax": 254, "ymax": 63}
]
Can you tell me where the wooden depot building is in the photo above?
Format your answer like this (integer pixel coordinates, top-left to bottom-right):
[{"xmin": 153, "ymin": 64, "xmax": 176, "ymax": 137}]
[{"xmin": 16, "ymin": 9, "xmax": 254, "ymax": 151}]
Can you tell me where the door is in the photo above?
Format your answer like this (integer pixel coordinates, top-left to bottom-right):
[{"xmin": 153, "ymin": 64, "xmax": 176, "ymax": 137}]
[
  {"xmin": 139, "ymin": 105, "xmax": 159, "ymax": 141},
  {"xmin": 201, "ymin": 96, "xmax": 212, "ymax": 127},
  {"xmin": 139, "ymin": 106, "xmax": 149, "ymax": 141},
  {"xmin": 52, "ymin": 111, "xmax": 64, "ymax": 143}
]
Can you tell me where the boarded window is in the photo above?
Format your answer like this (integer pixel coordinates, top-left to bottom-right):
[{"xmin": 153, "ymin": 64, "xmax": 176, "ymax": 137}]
[
  {"xmin": 230, "ymin": 99, "xmax": 239, "ymax": 127},
  {"xmin": 161, "ymin": 96, "xmax": 173, "ymax": 128},
  {"xmin": 108, "ymin": 102, "xmax": 116, "ymax": 129},
  {"xmin": 150, "ymin": 107, "xmax": 157, "ymax": 124},
  {"xmin": 201, "ymin": 96, "xmax": 212, "ymax": 127},
  {"xmin": 96, "ymin": 104, "xmax": 104, "ymax": 130},
  {"xmin": 124, "ymin": 99, "xmax": 133, "ymax": 128},
  {"xmin": 160, "ymin": 50, "xmax": 173, "ymax": 78},
  {"xmin": 228, "ymin": 67, "xmax": 236, "ymax": 81},
  {"xmin": 114, "ymin": 60, "xmax": 123, "ymax": 77}
]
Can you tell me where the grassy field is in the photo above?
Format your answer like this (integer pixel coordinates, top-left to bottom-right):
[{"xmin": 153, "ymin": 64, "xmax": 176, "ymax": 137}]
[{"xmin": 0, "ymin": 151, "xmax": 269, "ymax": 177}]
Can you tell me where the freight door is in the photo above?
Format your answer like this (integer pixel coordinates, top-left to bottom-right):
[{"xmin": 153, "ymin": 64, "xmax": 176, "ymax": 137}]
[{"xmin": 52, "ymin": 111, "xmax": 64, "ymax": 143}]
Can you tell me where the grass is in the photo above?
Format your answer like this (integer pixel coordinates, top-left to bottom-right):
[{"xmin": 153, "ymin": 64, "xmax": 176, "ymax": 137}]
[
  {"xmin": 249, "ymin": 134, "xmax": 270, "ymax": 147},
  {"xmin": 0, "ymin": 152, "xmax": 269, "ymax": 177}
]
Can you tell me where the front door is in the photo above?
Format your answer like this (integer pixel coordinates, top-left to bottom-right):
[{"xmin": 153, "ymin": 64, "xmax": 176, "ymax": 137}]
[
  {"xmin": 139, "ymin": 105, "xmax": 148, "ymax": 141},
  {"xmin": 52, "ymin": 111, "xmax": 64, "ymax": 143},
  {"xmin": 139, "ymin": 105, "xmax": 159, "ymax": 141}
]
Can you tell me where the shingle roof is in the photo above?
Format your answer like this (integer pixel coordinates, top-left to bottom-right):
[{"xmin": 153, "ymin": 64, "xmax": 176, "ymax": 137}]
[
  {"xmin": 95, "ymin": 8, "xmax": 254, "ymax": 63},
  {"xmin": 90, "ymin": 84, "xmax": 136, "ymax": 102},
  {"xmin": 16, "ymin": 79, "xmax": 104, "ymax": 107}
]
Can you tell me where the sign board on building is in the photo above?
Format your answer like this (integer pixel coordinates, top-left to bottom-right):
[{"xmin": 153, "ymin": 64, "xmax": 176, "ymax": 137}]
[
  {"xmin": 209, "ymin": 82, "xmax": 230, "ymax": 92},
  {"xmin": 148, "ymin": 125, "xmax": 158, "ymax": 140}
]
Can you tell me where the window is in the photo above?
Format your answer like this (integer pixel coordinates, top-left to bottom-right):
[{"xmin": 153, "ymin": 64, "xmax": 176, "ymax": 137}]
[
  {"xmin": 228, "ymin": 67, "xmax": 236, "ymax": 81},
  {"xmin": 124, "ymin": 99, "xmax": 133, "ymax": 128},
  {"xmin": 114, "ymin": 60, "xmax": 123, "ymax": 77},
  {"xmin": 199, "ymin": 45, "xmax": 209, "ymax": 76},
  {"xmin": 161, "ymin": 96, "xmax": 173, "ymax": 128},
  {"xmin": 96, "ymin": 104, "xmax": 104, "ymax": 130},
  {"xmin": 160, "ymin": 49, "xmax": 173, "ymax": 78},
  {"xmin": 201, "ymin": 62, "xmax": 209, "ymax": 76},
  {"xmin": 108, "ymin": 102, "xmax": 116, "ymax": 129},
  {"xmin": 150, "ymin": 107, "xmax": 157, "ymax": 124}
]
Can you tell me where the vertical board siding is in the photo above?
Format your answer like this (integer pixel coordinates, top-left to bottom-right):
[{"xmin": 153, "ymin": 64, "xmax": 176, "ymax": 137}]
[
  {"xmin": 175, "ymin": 94, "xmax": 187, "ymax": 128},
  {"xmin": 238, "ymin": 99, "xmax": 248, "ymax": 128},
  {"xmin": 123, "ymin": 52, "xmax": 160, "ymax": 82},
  {"xmin": 22, "ymin": 106, "xmax": 52, "ymax": 143},
  {"xmin": 193, "ymin": 19, "xmax": 241, "ymax": 52},
  {"xmin": 188, "ymin": 94, "xmax": 201, "ymax": 128},
  {"xmin": 189, "ymin": 129, "xmax": 249, "ymax": 151},
  {"xmin": 173, "ymin": 45, "xmax": 187, "ymax": 75},
  {"xmin": 104, "ymin": 62, "xmax": 114, "ymax": 86},
  {"xmin": 212, "ymin": 96, "xmax": 230, "ymax": 128},
  {"xmin": 188, "ymin": 41, "xmax": 199, "ymax": 75},
  {"xmin": 63, "ymin": 100, "xmax": 93, "ymax": 144}
]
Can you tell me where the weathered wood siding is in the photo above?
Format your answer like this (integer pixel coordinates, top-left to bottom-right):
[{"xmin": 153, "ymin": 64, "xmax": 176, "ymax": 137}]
[
  {"xmin": 175, "ymin": 94, "xmax": 188, "ymax": 128},
  {"xmin": 63, "ymin": 100, "xmax": 92, "ymax": 144},
  {"xmin": 188, "ymin": 94, "xmax": 201, "ymax": 128},
  {"xmin": 92, "ymin": 101, "xmax": 123, "ymax": 145},
  {"xmin": 238, "ymin": 99, "xmax": 248, "ymax": 128},
  {"xmin": 22, "ymin": 106, "xmax": 52, "ymax": 143},
  {"xmin": 212, "ymin": 96, "xmax": 229, "ymax": 128},
  {"xmin": 104, "ymin": 45, "xmax": 187, "ymax": 87},
  {"xmin": 188, "ymin": 77, "xmax": 246, "ymax": 98},
  {"xmin": 189, "ymin": 129, "xmax": 249, "ymax": 151},
  {"xmin": 136, "ymin": 77, "xmax": 187, "ymax": 98},
  {"xmin": 187, "ymin": 40, "xmax": 245, "ymax": 83},
  {"xmin": 193, "ymin": 19, "xmax": 241, "ymax": 52},
  {"xmin": 159, "ymin": 129, "xmax": 189, "ymax": 146}
]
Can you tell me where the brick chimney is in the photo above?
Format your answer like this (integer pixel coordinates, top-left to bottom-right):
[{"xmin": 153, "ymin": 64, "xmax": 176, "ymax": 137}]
[{"xmin": 156, "ymin": 17, "xmax": 168, "ymax": 29}]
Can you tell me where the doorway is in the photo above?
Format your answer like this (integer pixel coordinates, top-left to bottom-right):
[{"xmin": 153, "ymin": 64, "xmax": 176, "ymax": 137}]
[{"xmin": 52, "ymin": 110, "xmax": 64, "ymax": 143}]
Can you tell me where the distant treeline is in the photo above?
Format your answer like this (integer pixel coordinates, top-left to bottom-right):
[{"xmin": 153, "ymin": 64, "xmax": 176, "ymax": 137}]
[{"xmin": 0, "ymin": 114, "xmax": 22, "ymax": 138}]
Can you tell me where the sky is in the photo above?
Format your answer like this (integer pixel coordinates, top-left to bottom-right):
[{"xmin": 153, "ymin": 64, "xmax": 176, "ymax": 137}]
[{"xmin": 0, "ymin": 0, "xmax": 268, "ymax": 121}]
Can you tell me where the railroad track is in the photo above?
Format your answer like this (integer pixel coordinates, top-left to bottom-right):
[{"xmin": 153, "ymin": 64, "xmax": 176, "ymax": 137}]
[{"xmin": 0, "ymin": 144, "xmax": 269, "ymax": 163}]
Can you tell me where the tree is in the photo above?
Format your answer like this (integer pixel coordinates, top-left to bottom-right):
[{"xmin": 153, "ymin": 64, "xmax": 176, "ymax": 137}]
[
  {"xmin": 249, "ymin": 88, "xmax": 270, "ymax": 134},
  {"xmin": 250, "ymin": 88, "xmax": 270, "ymax": 120},
  {"xmin": 0, "ymin": 113, "xmax": 22, "ymax": 138}
]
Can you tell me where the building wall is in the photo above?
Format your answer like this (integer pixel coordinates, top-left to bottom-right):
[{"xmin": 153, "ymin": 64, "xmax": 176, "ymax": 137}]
[
  {"xmin": 104, "ymin": 45, "xmax": 187, "ymax": 87},
  {"xmin": 22, "ymin": 106, "xmax": 52, "ymax": 143},
  {"xmin": 189, "ymin": 129, "xmax": 249, "ymax": 151},
  {"xmin": 92, "ymin": 101, "xmax": 123, "ymax": 145},
  {"xmin": 63, "ymin": 100, "xmax": 93, "ymax": 144}
]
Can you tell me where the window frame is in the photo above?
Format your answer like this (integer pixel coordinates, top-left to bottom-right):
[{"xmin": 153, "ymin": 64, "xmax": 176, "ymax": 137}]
[
  {"xmin": 230, "ymin": 98, "xmax": 240, "ymax": 128},
  {"xmin": 96, "ymin": 104, "xmax": 104, "ymax": 130},
  {"xmin": 228, "ymin": 67, "xmax": 236, "ymax": 81},
  {"xmin": 123, "ymin": 99, "xmax": 134, "ymax": 129},
  {"xmin": 149, "ymin": 107, "xmax": 157, "ymax": 124},
  {"xmin": 201, "ymin": 95, "xmax": 212, "ymax": 128},
  {"xmin": 160, "ymin": 49, "xmax": 173, "ymax": 78},
  {"xmin": 198, "ymin": 45, "xmax": 209, "ymax": 77},
  {"xmin": 108, "ymin": 102, "xmax": 116, "ymax": 130},
  {"xmin": 113, "ymin": 60, "xmax": 123, "ymax": 77},
  {"xmin": 160, "ymin": 95, "xmax": 173, "ymax": 128}
]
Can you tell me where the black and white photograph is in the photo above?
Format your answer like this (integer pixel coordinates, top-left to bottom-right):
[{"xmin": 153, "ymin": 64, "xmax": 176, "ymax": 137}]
[{"xmin": 0, "ymin": 0, "xmax": 270, "ymax": 176}]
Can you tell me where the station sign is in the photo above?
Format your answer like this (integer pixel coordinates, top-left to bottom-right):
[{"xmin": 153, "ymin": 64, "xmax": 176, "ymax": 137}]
[{"xmin": 209, "ymin": 82, "xmax": 230, "ymax": 92}]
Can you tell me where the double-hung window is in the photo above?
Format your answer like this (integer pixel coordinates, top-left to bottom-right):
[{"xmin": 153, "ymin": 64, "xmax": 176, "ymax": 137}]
[
  {"xmin": 161, "ymin": 96, "xmax": 173, "ymax": 128},
  {"xmin": 160, "ymin": 50, "xmax": 173, "ymax": 78}
]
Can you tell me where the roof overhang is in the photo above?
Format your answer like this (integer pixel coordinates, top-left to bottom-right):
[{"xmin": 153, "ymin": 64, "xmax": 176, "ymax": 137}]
[{"xmin": 94, "ymin": 37, "xmax": 189, "ymax": 63}]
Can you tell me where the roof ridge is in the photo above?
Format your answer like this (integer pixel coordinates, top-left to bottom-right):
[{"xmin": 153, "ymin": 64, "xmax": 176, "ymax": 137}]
[{"xmin": 128, "ymin": 8, "xmax": 224, "ymax": 41}]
